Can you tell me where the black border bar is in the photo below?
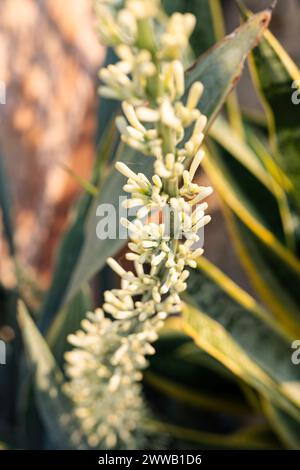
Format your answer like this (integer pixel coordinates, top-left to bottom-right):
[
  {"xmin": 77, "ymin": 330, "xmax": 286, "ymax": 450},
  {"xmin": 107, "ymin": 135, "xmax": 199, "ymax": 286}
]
[{"xmin": 0, "ymin": 450, "xmax": 299, "ymax": 467}]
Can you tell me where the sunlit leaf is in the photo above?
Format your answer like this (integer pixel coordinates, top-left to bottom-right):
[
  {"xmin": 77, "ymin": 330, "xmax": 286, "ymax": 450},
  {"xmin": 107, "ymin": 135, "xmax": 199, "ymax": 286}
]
[
  {"xmin": 182, "ymin": 260, "xmax": 300, "ymax": 421},
  {"xmin": 240, "ymin": 3, "xmax": 300, "ymax": 208},
  {"xmin": 203, "ymin": 140, "xmax": 300, "ymax": 336}
]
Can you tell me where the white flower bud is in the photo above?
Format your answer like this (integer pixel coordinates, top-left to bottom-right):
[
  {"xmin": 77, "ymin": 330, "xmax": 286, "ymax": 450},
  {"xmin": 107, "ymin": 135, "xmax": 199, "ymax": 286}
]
[
  {"xmin": 160, "ymin": 99, "xmax": 181, "ymax": 130},
  {"xmin": 189, "ymin": 149, "xmax": 205, "ymax": 180},
  {"xmin": 187, "ymin": 82, "xmax": 204, "ymax": 110},
  {"xmin": 172, "ymin": 60, "xmax": 185, "ymax": 97},
  {"xmin": 107, "ymin": 257, "xmax": 126, "ymax": 277},
  {"xmin": 115, "ymin": 161, "xmax": 138, "ymax": 180},
  {"xmin": 136, "ymin": 107, "xmax": 160, "ymax": 122},
  {"xmin": 122, "ymin": 101, "xmax": 146, "ymax": 132}
]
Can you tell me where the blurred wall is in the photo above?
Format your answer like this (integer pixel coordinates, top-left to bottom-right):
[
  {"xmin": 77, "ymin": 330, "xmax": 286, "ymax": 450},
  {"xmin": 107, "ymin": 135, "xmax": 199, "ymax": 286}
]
[{"xmin": 0, "ymin": 0, "xmax": 103, "ymax": 287}]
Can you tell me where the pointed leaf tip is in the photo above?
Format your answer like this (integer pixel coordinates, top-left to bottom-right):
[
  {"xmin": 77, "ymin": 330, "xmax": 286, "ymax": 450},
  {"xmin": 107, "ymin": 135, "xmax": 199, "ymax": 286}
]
[
  {"xmin": 269, "ymin": 0, "xmax": 278, "ymax": 11},
  {"xmin": 17, "ymin": 299, "xmax": 27, "ymax": 327}
]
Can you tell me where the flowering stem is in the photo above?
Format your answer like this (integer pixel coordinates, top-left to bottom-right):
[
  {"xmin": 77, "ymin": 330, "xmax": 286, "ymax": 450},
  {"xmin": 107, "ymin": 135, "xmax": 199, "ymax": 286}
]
[
  {"xmin": 65, "ymin": 0, "xmax": 213, "ymax": 450},
  {"xmin": 136, "ymin": 19, "xmax": 157, "ymax": 54}
]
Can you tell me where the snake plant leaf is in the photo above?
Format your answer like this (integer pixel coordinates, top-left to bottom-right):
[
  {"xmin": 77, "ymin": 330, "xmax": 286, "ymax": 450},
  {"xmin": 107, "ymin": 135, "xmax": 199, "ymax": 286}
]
[
  {"xmin": 0, "ymin": 284, "xmax": 17, "ymax": 326},
  {"xmin": 203, "ymin": 138, "xmax": 300, "ymax": 336},
  {"xmin": 46, "ymin": 286, "xmax": 92, "ymax": 365},
  {"xmin": 244, "ymin": 123, "xmax": 296, "ymax": 251},
  {"xmin": 244, "ymin": 10, "xmax": 300, "ymax": 208},
  {"xmin": 262, "ymin": 400, "xmax": 300, "ymax": 449},
  {"xmin": 146, "ymin": 329, "xmax": 252, "ymax": 417},
  {"xmin": 182, "ymin": 260, "xmax": 300, "ymax": 423},
  {"xmin": 61, "ymin": 10, "xmax": 271, "ymax": 314},
  {"xmin": 183, "ymin": 276, "xmax": 300, "ymax": 422},
  {"xmin": 39, "ymin": 119, "xmax": 117, "ymax": 333},
  {"xmin": 39, "ymin": 46, "xmax": 120, "ymax": 332},
  {"xmin": 39, "ymin": 188, "xmax": 97, "ymax": 333},
  {"xmin": 149, "ymin": 419, "xmax": 279, "ymax": 449},
  {"xmin": 0, "ymin": 149, "xmax": 14, "ymax": 255},
  {"xmin": 95, "ymin": 48, "xmax": 120, "ymax": 147},
  {"xmin": 163, "ymin": 0, "xmax": 244, "ymax": 137},
  {"xmin": 185, "ymin": 9, "xmax": 270, "ymax": 129},
  {"xmin": 209, "ymin": 116, "xmax": 273, "ymax": 191},
  {"xmin": 18, "ymin": 301, "xmax": 87, "ymax": 449},
  {"xmin": 210, "ymin": 116, "xmax": 297, "ymax": 250},
  {"xmin": 226, "ymin": 209, "xmax": 300, "ymax": 337}
]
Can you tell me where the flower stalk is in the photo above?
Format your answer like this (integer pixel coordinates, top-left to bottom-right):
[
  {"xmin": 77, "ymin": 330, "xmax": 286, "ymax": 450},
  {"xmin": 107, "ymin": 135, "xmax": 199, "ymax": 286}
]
[{"xmin": 65, "ymin": 0, "xmax": 212, "ymax": 449}]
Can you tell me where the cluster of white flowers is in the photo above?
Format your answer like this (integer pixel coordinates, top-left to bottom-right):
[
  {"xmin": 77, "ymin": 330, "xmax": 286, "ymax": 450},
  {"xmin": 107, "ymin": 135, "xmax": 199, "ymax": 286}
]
[
  {"xmin": 65, "ymin": 309, "xmax": 152, "ymax": 448},
  {"xmin": 65, "ymin": 0, "xmax": 212, "ymax": 449}
]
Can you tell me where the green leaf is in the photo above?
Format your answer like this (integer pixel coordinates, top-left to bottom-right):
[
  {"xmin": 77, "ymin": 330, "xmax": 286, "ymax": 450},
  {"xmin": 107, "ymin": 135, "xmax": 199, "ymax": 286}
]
[
  {"xmin": 226, "ymin": 209, "xmax": 300, "ymax": 336},
  {"xmin": 95, "ymin": 48, "xmax": 120, "ymax": 147},
  {"xmin": 185, "ymin": 10, "xmax": 270, "ymax": 130},
  {"xmin": 182, "ymin": 259, "xmax": 300, "ymax": 421},
  {"xmin": 59, "ymin": 163, "xmax": 98, "ymax": 197},
  {"xmin": 62, "ymin": 10, "xmax": 271, "ymax": 309},
  {"xmin": 39, "ymin": 188, "xmax": 96, "ymax": 333},
  {"xmin": 144, "ymin": 329, "xmax": 268, "ymax": 449},
  {"xmin": 18, "ymin": 301, "xmax": 87, "ymax": 449},
  {"xmin": 146, "ymin": 329, "xmax": 253, "ymax": 417},
  {"xmin": 245, "ymin": 11, "xmax": 300, "ymax": 208},
  {"xmin": 0, "ymin": 284, "xmax": 17, "ymax": 325},
  {"xmin": 209, "ymin": 116, "xmax": 273, "ymax": 192},
  {"xmin": 162, "ymin": 0, "xmax": 244, "ymax": 137},
  {"xmin": 46, "ymin": 286, "xmax": 92, "ymax": 365},
  {"xmin": 262, "ymin": 399, "xmax": 300, "ymax": 449},
  {"xmin": 203, "ymin": 139, "xmax": 300, "ymax": 336},
  {"xmin": 147, "ymin": 419, "xmax": 279, "ymax": 449},
  {"xmin": 39, "ymin": 121, "xmax": 116, "ymax": 333},
  {"xmin": 0, "ymin": 149, "xmax": 14, "ymax": 255},
  {"xmin": 244, "ymin": 124, "xmax": 296, "ymax": 251}
]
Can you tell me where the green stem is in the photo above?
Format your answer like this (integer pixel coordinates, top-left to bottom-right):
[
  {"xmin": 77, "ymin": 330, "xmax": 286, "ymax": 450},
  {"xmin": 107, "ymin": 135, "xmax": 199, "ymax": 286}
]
[{"xmin": 136, "ymin": 19, "xmax": 157, "ymax": 54}]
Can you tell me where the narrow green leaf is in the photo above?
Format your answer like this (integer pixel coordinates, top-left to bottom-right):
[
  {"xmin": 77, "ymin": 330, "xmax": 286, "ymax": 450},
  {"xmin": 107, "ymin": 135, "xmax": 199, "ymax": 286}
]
[
  {"xmin": 163, "ymin": 0, "xmax": 244, "ymax": 136},
  {"xmin": 245, "ymin": 125, "xmax": 296, "ymax": 251},
  {"xmin": 46, "ymin": 286, "xmax": 92, "ymax": 365},
  {"xmin": 243, "ymin": 5, "xmax": 300, "ymax": 208},
  {"xmin": 95, "ymin": 48, "xmax": 120, "ymax": 147},
  {"xmin": 39, "ymin": 187, "xmax": 96, "ymax": 333},
  {"xmin": 203, "ymin": 140, "xmax": 300, "ymax": 336},
  {"xmin": 262, "ymin": 399, "xmax": 300, "ymax": 449},
  {"xmin": 18, "ymin": 301, "xmax": 87, "ymax": 449},
  {"xmin": 209, "ymin": 116, "xmax": 273, "ymax": 192},
  {"xmin": 39, "ymin": 121, "xmax": 116, "ymax": 333},
  {"xmin": 59, "ymin": 163, "xmax": 98, "ymax": 196},
  {"xmin": 0, "ymin": 149, "xmax": 14, "ymax": 255},
  {"xmin": 146, "ymin": 331, "xmax": 252, "ymax": 416},
  {"xmin": 147, "ymin": 419, "xmax": 279, "ymax": 449},
  {"xmin": 226, "ymin": 209, "xmax": 300, "ymax": 336},
  {"xmin": 182, "ymin": 262, "xmax": 300, "ymax": 421}
]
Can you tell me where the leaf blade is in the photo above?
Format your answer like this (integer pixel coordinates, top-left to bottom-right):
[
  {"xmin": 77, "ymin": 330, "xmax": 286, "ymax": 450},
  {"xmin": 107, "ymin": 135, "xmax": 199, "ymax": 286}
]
[
  {"xmin": 182, "ymin": 261, "xmax": 300, "ymax": 421},
  {"xmin": 18, "ymin": 301, "xmax": 87, "ymax": 449}
]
